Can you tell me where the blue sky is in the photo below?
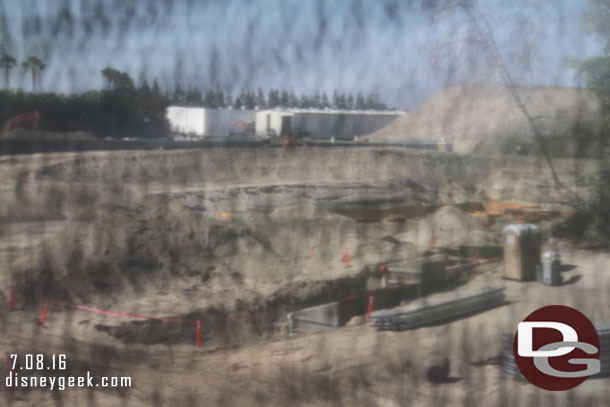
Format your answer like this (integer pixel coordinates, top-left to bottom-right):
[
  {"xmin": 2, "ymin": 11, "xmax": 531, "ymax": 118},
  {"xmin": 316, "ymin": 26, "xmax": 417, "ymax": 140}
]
[{"xmin": 0, "ymin": 0, "xmax": 605, "ymax": 109}]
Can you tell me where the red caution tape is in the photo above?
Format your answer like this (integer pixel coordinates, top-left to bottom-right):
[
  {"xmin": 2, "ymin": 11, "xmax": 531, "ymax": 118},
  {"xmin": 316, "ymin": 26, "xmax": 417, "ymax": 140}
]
[
  {"xmin": 366, "ymin": 295, "xmax": 375, "ymax": 321},
  {"xmin": 39, "ymin": 301, "xmax": 49, "ymax": 326},
  {"xmin": 196, "ymin": 320, "xmax": 202, "ymax": 348},
  {"xmin": 344, "ymin": 248, "xmax": 350, "ymax": 268},
  {"xmin": 37, "ymin": 254, "xmax": 506, "ymax": 344},
  {"xmin": 44, "ymin": 300, "xmax": 199, "ymax": 347},
  {"xmin": 9, "ymin": 284, "xmax": 14, "ymax": 311}
]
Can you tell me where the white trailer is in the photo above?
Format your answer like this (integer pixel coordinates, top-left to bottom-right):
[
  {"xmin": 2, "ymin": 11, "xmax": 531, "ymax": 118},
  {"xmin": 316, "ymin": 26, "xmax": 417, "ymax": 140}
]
[{"xmin": 167, "ymin": 106, "xmax": 256, "ymax": 138}]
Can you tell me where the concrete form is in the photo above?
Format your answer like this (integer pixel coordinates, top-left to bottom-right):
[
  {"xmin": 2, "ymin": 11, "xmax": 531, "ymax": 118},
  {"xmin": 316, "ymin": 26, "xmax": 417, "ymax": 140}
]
[{"xmin": 287, "ymin": 302, "xmax": 340, "ymax": 335}]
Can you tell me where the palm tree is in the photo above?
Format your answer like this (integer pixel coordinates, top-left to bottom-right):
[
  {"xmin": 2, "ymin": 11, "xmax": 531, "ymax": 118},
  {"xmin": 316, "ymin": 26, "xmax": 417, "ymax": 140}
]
[
  {"xmin": 0, "ymin": 54, "xmax": 16, "ymax": 89},
  {"xmin": 101, "ymin": 67, "xmax": 120, "ymax": 90},
  {"xmin": 101, "ymin": 67, "xmax": 134, "ymax": 91},
  {"xmin": 22, "ymin": 56, "xmax": 46, "ymax": 93}
]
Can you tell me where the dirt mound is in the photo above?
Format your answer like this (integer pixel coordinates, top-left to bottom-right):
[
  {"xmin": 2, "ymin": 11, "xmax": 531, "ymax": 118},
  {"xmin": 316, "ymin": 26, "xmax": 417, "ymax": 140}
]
[
  {"xmin": 394, "ymin": 205, "xmax": 497, "ymax": 250},
  {"xmin": 367, "ymin": 84, "xmax": 603, "ymax": 156},
  {"xmin": 9, "ymin": 196, "xmax": 288, "ymax": 309}
]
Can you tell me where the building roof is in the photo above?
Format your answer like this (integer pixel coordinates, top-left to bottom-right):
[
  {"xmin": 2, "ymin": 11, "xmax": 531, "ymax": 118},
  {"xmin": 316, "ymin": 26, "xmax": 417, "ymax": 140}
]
[
  {"xmin": 167, "ymin": 105, "xmax": 255, "ymax": 112},
  {"xmin": 256, "ymin": 108, "xmax": 406, "ymax": 116}
]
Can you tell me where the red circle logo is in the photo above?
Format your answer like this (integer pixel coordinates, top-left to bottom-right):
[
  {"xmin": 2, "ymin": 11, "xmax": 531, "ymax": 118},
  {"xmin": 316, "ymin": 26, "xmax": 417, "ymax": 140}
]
[{"xmin": 513, "ymin": 305, "xmax": 600, "ymax": 391}]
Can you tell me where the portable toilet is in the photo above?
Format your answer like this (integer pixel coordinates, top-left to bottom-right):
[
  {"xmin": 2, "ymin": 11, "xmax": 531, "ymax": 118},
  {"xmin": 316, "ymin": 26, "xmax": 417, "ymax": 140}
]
[{"xmin": 502, "ymin": 224, "xmax": 541, "ymax": 281}]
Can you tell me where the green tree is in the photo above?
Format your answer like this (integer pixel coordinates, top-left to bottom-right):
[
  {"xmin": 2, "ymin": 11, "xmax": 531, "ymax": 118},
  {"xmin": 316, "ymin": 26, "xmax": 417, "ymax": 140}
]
[
  {"xmin": 365, "ymin": 92, "xmax": 386, "ymax": 110},
  {"xmin": 234, "ymin": 94, "xmax": 243, "ymax": 109},
  {"xmin": 312, "ymin": 91, "xmax": 321, "ymax": 108},
  {"xmin": 365, "ymin": 93, "xmax": 374, "ymax": 110},
  {"xmin": 101, "ymin": 67, "xmax": 135, "ymax": 92},
  {"xmin": 582, "ymin": 0, "xmax": 610, "ymax": 54},
  {"xmin": 568, "ymin": 0, "xmax": 610, "ymax": 244},
  {"xmin": 573, "ymin": 57, "xmax": 610, "ymax": 109},
  {"xmin": 150, "ymin": 79, "xmax": 167, "ymax": 118},
  {"xmin": 336, "ymin": 92, "xmax": 347, "ymax": 109},
  {"xmin": 152, "ymin": 79, "xmax": 161, "ymax": 96},
  {"xmin": 185, "ymin": 86, "xmax": 203, "ymax": 105},
  {"xmin": 321, "ymin": 91, "xmax": 330, "ymax": 109},
  {"xmin": 102, "ymin": 67, "xmax": 119, "ymax": 90},
  {"xmin": 574, "ymin": 1, "xmax": 610, "ymax": 111},
  {"xmin": 116, "ymin": 72, "xmax": 135, "ymax": 91},
  {"xmin": 346, "ymin": 93, "xmax": 354, "ymax": 110},
  {"xmin": 226, "ymin": 92, "xmax": 234, "ymax": 108},
  {"xmin": 0, "ymin": 54, "xmax": 17, "ymax": 89},
  {"xmin": 256, "ymin": 87, "xmax": 266, "ymax": 108},
  {"xmin": 267, "ymin": 89, "xmax": 280, "ymax": 108},
  {"xmin": 214, "ymin": 84, "xmax": 225, "ymax": 108},
  {"xmin": 288, "ymin": 87, "xmax": 299, "ymax": 108},
  {"xmin": 355, "ymin": 92, "xmax": 365, "ymax": 110},
  {"xmin": 22, "ymin": 56, "xmax": 45, "ymax": 93},
  {"xmin": 243, "ymin": 91, "xmax": 255, "ymax": 109},
  {"xmin": 173, "ymin": 83, "xmax": 185, "ymax": 104},
  {"xmin": 204, "ymin": 89, "xmax": 216, "ymax": 107},
  {"xmin": 279, "ymin": 89, "xmax": 289, "ymax": 107},
  {"xmin": 299, "ymin": 93, "xmax": 311, "ymax": 108}
]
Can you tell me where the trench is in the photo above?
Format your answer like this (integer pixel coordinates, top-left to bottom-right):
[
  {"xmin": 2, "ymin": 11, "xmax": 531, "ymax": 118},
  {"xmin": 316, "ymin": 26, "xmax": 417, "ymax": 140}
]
[{"xmin": 93, "ymin": 250, "xmax": 487, "ymax": 347}]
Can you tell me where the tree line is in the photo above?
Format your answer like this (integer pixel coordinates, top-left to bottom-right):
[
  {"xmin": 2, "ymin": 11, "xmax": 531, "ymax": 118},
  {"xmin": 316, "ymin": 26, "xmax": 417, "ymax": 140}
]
[
  {"xmin": 172, "ymin": 84, "xmax": 390, "ymax": 110},
  {"xmin": 2, "ymin": 52, "xmax": 392, "ymax": 111},
  {"xmin": 568, "ymin": 0, "xmax": 610, "ymax": 246},
  {"xmin": 0, "ymin": 60, "xmax": 393, "ymax": 138},
  {"xmin": 0, "ymin": 65, "xmax": 168, "ymax": 138}
]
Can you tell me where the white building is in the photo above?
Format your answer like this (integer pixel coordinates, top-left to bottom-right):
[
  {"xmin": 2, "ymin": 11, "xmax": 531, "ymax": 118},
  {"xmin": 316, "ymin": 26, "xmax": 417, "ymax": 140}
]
[
  {"xmin": 166, "ymin": 106, "xmax": 256, "ymax": 138},
  {"xmin": 255, "ymin": 109, "xmax": 405, "ymax": 140}
]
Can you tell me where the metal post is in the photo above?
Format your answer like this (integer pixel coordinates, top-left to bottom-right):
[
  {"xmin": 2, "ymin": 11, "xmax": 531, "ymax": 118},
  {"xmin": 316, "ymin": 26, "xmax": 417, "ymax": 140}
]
[{"xmin": 287, "ymin": 313, "xmax": 294, "ymax": 337}]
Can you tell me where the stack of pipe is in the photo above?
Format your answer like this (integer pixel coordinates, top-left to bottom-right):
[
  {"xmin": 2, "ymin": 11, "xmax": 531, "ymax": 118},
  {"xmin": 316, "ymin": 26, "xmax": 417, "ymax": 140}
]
[{"xmin": 370, "ymin": 286, "xmax": 505, "ymax": 331}]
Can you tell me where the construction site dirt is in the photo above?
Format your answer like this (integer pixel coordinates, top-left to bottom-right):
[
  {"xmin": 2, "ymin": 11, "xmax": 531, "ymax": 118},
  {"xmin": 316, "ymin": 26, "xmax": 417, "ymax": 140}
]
[{"xmin": 0, "ymin": 146, "xmax": 608, "ymax": 405}]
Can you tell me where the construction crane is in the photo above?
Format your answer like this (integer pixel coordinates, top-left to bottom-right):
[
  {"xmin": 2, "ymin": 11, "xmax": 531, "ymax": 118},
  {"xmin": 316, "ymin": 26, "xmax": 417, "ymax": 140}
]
[{"xmin": 2, "ymin": 111, "xmax": 40, "ymax": 134}]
